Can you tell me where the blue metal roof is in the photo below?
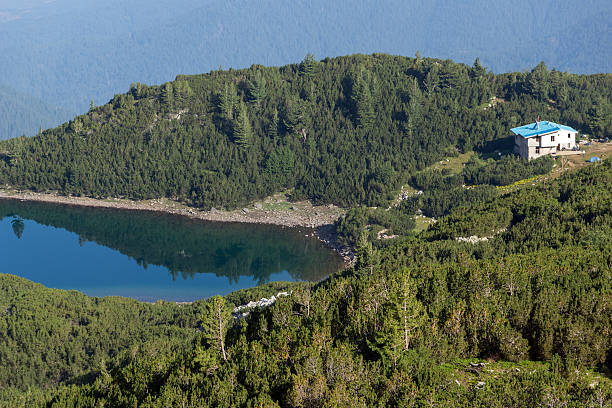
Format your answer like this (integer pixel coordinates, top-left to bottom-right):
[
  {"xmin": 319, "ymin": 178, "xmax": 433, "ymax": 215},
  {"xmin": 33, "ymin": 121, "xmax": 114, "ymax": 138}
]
[
  {"xmin": 556, "ymin": 123, "xmax": 578, "ymax": 132},
  {"xmin": 511, "ymin": 121, "xmax": 577, "ymax": 138}
]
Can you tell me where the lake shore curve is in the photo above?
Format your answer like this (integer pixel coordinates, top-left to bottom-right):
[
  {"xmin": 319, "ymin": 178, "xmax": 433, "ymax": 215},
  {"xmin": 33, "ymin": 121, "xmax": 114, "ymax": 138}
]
[{"xmin": 0, "ymin": 188, "xmax": 355, "ymax": 265}]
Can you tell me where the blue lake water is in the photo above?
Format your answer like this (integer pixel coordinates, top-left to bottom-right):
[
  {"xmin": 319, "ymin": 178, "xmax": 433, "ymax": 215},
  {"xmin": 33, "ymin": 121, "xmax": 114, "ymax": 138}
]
[{"xmin": 0, "ymin": 199, "xmax": 343, "ymax": 301}]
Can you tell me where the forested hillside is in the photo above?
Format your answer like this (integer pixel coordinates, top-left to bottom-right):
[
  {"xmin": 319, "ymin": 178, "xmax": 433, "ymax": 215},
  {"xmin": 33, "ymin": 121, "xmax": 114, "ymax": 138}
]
[
  {"xmin": 1, "ymin": 159, "xmax": 610, "ymax": 407},
  {"xmin": 336, "ymin": 154, "xmax": 556, "ymax": 245},
  {"xmin": 0, "ymin": 274, "xmax": 201, "ymax": 391},
  {"xmin": 0, "ymin": 272, "xmax": 298, "ymax": 400},
  {"xmin": 1, "ymin": 54, "xmax": 611, "ymax": 210}
]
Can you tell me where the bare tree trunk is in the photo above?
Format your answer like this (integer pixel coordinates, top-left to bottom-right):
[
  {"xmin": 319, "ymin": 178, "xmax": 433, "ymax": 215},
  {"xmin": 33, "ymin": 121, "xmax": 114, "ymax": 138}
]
[
  {"xmin": 403, "ymin": 298, "xmax": 409, "ymax": 350},
  {"xmin": 217, "ymin": 304, "xmax": 227, "ymax": 361}
]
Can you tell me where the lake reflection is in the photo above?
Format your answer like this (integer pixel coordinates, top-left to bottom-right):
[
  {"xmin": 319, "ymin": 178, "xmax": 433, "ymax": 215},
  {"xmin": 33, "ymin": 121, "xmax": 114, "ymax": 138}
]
[{"xmin": 0, "ymin": 199, "xmax": 343, "ymax": 301}]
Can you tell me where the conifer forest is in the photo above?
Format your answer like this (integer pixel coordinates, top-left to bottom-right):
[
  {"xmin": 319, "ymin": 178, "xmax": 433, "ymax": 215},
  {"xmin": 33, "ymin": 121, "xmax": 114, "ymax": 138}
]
[{"xmin": 0, "ymin": 54, "xmax": 611, "ymax": 407}]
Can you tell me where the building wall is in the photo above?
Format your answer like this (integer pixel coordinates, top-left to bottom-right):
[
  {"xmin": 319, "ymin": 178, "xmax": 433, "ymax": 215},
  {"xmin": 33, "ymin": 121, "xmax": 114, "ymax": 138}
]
[
  {"xmin": 540, "ymin": 131, "xmax": 576, "ymax": 149},
  {"xmin": 559, "ymin": 130, "xmax": 577, "ymax": 150},
  {"xmin": 515, "ymin": 135, "xmax": 529, "ymax": 158},
  {"xmin": 514, "ymin": 129, "xmax": 577, "ymax": 160}
]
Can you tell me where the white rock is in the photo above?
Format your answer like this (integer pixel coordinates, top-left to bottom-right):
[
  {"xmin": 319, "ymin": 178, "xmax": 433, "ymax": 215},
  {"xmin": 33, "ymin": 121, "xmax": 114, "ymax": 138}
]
[{"xmin": 232, "ymin": 291, "xmax": 292, "ymax": 317}]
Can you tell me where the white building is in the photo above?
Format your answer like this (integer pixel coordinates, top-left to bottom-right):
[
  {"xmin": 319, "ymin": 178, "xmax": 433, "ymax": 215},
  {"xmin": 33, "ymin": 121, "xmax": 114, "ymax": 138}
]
[{"xmin": 511, "ymin": 120, "xmax": 578, "ymax": 160}]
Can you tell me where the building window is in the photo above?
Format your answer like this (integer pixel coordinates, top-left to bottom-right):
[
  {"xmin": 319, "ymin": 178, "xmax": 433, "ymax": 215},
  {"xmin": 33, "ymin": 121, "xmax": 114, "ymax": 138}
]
[
  {"xmin": 568, "ymin": 133, "xmax": 571, "ymax": 138},
  {"xmin": 535, "ymin": 147, "xmax": 540, "ymax": 154},
  {"xmin": 551, "ymin": 135, "xmax": 555, "ymax": 142}
]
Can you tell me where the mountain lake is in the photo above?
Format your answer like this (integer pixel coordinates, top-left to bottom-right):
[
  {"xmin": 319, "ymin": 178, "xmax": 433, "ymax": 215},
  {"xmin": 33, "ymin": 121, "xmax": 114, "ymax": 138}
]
[{"xmin": 0, "ymin": 199, "xmax": 344, "ymax": 302}]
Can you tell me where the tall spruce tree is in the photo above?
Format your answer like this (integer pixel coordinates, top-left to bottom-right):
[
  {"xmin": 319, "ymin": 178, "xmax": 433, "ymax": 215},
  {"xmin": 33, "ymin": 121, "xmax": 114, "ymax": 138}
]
[
  {"xmin": 233, "ymin": 102, "xmax": 253, "ymax": 149},
  {"xmin": 370, "ymin": 270, "xmax": 426, "ymax": 369},
  {"xmin": 161, "ymin": 82, "xmax": 174, "ymax": 108},
  {"xmin": 199, "ymin": 296, "xmax": 232, "ymax": 362},
  {"xmin": 356, "ymin": 85, "xmax": 375, "ymax": 129},
  {"xmin": 405, "ymin": 77, "xmax": 422, "ymax": 137},
  {"xmin": 470, "ymin": 57, "xmax": 487, "ymax": 79},
  {"xmin": 268, "ymin": 107, "xmax": 279, "ymax": 139},
  {"xmin": 352, "ymin": 68, "xmax": 375, "ymax": 129},
  {"xmin": 300, "ymin": 53, "xmax": 318, "ymax": 78},
  {"xmin": 282, "ymin": 96, "xmax": 309, "ymax": 136},
  {"xmin": 424, "ymin": 65, "xmax": 440, "ymax": 95},
  {"xmin": 589, "ymin": 97, "xmax": 611, "ymax": 137},
  {"xmin": 248, "ymin": 72, "xmax": 267, "ymax": 106},
  {"xmin": 173, "ymin": 80, "xmax": 193, "ymax": 105},
  {"xmin": 526, "ymin": 62, "xmax": 551, "ymax": 101},
  {"xmin": 219, "ymin": 82, "xmax": 237, "ymax": 120}
]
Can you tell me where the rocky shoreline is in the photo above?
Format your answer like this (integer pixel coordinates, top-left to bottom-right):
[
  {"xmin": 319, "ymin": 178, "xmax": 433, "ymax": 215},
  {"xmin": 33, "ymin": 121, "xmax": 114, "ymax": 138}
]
[{"xmin": 0, "ymin": 188, "xmax": 355, "ymax": 265}]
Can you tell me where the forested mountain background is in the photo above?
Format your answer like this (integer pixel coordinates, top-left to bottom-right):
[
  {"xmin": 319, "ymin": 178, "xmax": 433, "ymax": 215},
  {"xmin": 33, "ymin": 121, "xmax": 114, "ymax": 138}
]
[
  {"xmin": 1, "ymin": 0, "xmax": 610, "ymax": 139},
  {"xmin": 0, "ymin": 85, "xmax": 71, "ymax": 140}
]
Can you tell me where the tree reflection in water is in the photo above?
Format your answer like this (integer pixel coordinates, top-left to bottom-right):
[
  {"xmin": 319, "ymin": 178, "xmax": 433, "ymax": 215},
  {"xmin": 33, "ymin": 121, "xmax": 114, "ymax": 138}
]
[
  {"xmin": 10, "ymin": 216, "xmax": 25, "ymax": 239},
  {"xmin": 0, "ymin": 199, "xmax": 343, "ymax": 284}
]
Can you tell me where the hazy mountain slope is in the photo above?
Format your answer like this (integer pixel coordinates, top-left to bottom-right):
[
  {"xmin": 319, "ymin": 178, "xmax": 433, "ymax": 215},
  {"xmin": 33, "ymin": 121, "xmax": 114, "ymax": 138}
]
[
  {"xmin": 0, "ymin": 0, "xmax": 609, "ymax": 120},
  {"xmin": 540, "ymin": 11, "xmax": 612, "ymax": 74},
  {"xmin": 0, "ymin": 84, "xmax": 72, "ymax": 140}
]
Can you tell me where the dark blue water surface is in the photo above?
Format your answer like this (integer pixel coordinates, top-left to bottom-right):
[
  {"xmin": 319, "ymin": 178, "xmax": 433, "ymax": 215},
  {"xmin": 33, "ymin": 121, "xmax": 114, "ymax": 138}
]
[{"xmin": 1, "ymin": 199, "xmax": 343, "ymax": 301}]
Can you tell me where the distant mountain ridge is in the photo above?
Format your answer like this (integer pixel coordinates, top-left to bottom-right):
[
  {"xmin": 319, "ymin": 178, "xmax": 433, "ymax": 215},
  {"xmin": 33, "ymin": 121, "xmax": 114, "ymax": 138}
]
[
  {"xmin": 0, "ymin": 84, "xmax": 72, "ymax": 140},
  {"xmin": 0, "ymin": 0, "xmax": 610, "ymax": 124}
]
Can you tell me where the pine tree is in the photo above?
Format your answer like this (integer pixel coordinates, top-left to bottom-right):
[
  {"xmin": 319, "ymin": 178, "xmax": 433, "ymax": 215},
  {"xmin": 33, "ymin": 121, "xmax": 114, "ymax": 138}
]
[
  {"xmin": 161, "ymin": 83, "xmax": 174, "ymax": 107},
  {"xmin": 300, "ymin": 53, "xmax": 318, "ymax": 78},
  {"xmin": 405, "ymin": 78, "xmax": 422, "ymax": 137},
  {"xmin": 282, "ymin": 96, "xmax": 309, "ymax": 136},
  {"xmin": 589, "ymin": 97, "xmax": 611, "ymax": 137},
  {"xmin": 69, "ymin": 118, "xmax": 83, "ymax": 134},
  {"xmin": 219, "ymin": 82, "xmax": 237, "ymax": 120},
  {"xmin": 556, "ymin": 83, "xmax": 569, "ymax": 106},
  {"xmin": 351, "ymin": 68, "xmax": 375, "ymax": 129},
  {"xmin": 440, "ymin": 65, "xmax": 462, "ymax": 89},
  {"xmin": 268, "ymin": 108, "xmax": 279, "ymax": 139},
  {"xmin": 174, "ymin": 80, "xmax": 193, "ymax": 105},
  {"xmin": 470, "ymin": 57, "xmax": 487, "ymax": 79},
  {"xmin": 424, "ymin": 66, "xmax": 440, "ymax": 96},
  {"xmin": 200, "ymin": 296, "xmax": 232, "ymax": 362},
  {"xmin": 233, "ymin": 102, "xmax": 253, "ymax": 149},
  {"xmin": 355, "ymin": 231, "xmax": 379, "ymax": 273},
  {"xmin": 248, "ymin": 72, "xmax": 267, "ymax": 106}
]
